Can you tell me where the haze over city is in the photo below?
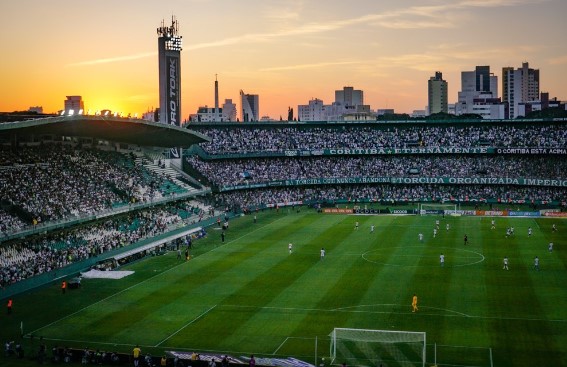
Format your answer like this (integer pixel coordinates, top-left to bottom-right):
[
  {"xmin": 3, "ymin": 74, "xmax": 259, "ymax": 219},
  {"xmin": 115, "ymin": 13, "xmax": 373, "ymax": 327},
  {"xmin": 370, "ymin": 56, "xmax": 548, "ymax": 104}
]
[{"xmin": 1, "ymin": 0, "xmax": 566, "ymax": 119}]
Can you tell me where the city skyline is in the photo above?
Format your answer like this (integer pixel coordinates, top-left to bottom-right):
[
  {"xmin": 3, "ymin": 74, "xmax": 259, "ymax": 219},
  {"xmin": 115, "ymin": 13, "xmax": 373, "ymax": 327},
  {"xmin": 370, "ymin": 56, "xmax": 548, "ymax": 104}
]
[{"xmin": 1, "ymin": 0, "xmax": 566, "ymax": 119}]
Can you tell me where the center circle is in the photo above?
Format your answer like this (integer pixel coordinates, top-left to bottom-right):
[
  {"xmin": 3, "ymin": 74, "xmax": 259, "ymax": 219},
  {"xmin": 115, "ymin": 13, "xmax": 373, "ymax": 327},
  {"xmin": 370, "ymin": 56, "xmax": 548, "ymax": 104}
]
[{"xmin": 362, "ymin": 246, "xmax": 484, "ymax": 267}]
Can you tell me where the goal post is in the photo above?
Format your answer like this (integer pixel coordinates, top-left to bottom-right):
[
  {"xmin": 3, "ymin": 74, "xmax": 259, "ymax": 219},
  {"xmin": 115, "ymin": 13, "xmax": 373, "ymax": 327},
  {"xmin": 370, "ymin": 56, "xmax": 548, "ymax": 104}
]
[
  {"xmin": 419, "ymin": 203, "xmax": 457, "ymax": 216},
  {"xmin": 330, "ymin": 328, "xmax": 426, "ymax": 367}
]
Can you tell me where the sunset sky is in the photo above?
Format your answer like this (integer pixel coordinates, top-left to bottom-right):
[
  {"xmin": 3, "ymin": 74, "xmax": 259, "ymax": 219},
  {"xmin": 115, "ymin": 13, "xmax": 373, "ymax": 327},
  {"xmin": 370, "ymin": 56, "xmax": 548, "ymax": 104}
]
[{"xmin": 1, "ymin": 0, "xmax": 566, "ymax": 119}]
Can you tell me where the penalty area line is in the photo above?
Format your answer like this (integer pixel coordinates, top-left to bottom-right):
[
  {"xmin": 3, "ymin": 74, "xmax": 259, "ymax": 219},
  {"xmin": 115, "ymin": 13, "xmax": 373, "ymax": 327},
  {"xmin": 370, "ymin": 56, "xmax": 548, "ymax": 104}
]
[
  {"xmin": 272, "ymin": 337, "xmax": 289, "ymax": 355},
  {"xmin": 154, "ymin": 305, "xmax": 217, "ymax": 347},
  {"xmin": 27, "ymin": 255, "xmax": 192, "ymax": 336},
  {"xmin": 28, "ymin": 216, "xmax": 286, "ymax": 338}
]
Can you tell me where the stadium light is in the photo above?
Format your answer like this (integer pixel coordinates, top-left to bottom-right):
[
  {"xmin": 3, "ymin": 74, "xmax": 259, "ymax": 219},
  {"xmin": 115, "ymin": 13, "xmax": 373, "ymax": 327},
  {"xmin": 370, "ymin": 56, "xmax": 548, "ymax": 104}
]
[
  {"xmin": 78, "ymin": 109, "xmax": 84, "ymax": 115},
  {"xmin": 68, "ymin": 109, "xmax": 75, "ymax": 116}
]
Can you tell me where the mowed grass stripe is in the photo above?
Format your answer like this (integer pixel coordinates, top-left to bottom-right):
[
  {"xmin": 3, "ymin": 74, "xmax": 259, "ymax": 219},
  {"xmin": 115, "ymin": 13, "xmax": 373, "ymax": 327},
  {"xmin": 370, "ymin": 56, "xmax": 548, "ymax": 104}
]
[
  {"xmin": 35, "ymin": 213, "xmax": 298, "ymax": 344},
  {"xmin": 182, "ymin": 215, "xmax": 374, "ymax": 352},
  {"xmin": 432, "ymin": 217, "xmax": 492, "ymax": 366},
  {"xmin": 15, "ymin": 212, "xmax": 567, "ymax": 367},
  {"xmin": 113, "ymin": 213, "xmax": 320, "ymax": 345},
  {"xmin": 416, "ymin": 216, "xmax": 463, "ymax": 347},
  {"xmin": 480, "ymin": 218, "xmax": 563, "ymax": 366},
  {"xmin": 244, "ymin": 216, "xmax": 401, "ymax": 348},
  {"xmin": 283, "ymin": 216, "xmax": 404, "ymax": 351},
  {"xmin": 160, "ymin": 214, "xmax": 349, "ymax": 351}
]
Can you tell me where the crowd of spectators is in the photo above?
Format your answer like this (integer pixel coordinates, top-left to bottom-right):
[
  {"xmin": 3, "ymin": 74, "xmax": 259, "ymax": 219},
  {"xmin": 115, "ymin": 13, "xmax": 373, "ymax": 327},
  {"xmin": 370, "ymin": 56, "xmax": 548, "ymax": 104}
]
[
  {"xmin": 0, "ymin": 203, "xmax": 200, "ymax": 287},
  {"xmin": 0, "ymin": 144, "xmax": 181, "ymax": 225},
  {"xmin": 187, "ymin": 155, "xmax": 567, "ymax": 187},
  {"xmin": 215, "ymin": 185, "xmax": 567, "ymax": 210},
  {"xmin": 0, "ymin": 209, "xmax": 25, "ymax": 235},
  {"xmin": 193, "ymin": 124, "xmax": 567, "ymax": 154}
]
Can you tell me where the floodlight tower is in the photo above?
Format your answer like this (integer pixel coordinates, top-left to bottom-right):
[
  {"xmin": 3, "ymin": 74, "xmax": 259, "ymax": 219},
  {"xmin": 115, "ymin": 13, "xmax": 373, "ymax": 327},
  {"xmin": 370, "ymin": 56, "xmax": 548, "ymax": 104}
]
[{"xmin": 157, "ymin": 16, "xmax": 182, "ymax": 126}]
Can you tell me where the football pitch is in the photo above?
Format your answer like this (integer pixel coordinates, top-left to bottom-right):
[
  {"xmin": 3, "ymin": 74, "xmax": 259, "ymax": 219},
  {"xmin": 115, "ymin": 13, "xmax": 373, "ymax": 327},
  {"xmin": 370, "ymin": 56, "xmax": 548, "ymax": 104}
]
[{"xmin": 2, "ymin": 210, "xmax": 566, "ymax": 367}]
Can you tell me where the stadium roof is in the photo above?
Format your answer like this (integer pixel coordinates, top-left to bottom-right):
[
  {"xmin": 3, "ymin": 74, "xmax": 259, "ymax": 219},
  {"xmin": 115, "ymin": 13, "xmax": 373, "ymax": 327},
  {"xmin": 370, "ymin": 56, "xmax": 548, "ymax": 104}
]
[{"xmin": 0, "ymin": 115, "xmax": 209, "ymax": 147}]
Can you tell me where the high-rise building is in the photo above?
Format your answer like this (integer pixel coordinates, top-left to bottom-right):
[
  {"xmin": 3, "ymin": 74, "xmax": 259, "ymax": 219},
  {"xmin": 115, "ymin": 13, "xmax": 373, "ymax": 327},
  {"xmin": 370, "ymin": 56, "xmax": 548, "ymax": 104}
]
[
  {"xmin": 189, "ymin": 99, "xmax": 237, "ymax": 123},
  {"xmin": 456, "ymin": 66, "xmax": 498, "ymax": 115},
  {"xmin": 298, "ymin": 99, "xmax": 325, "ymax": 121},
  {"xmin": 222, "ymin": 99, "xmax": 237, "ymax": 121},
  {"xmin": 64, "ymin": 96, "xmax": 84, "ymax": 115},
  {"xmin": 428, "ymin": 72, "xmax": 448, "ymax": 115},
  {"xmin": 240, "ymin": 90, "xmax": 259, "ymax": 122},
  {"xmin": 502, "ymin": 62, "xmax": 540, "ymax": 119},
  {"xmin": 157, "ymin": 17, "xmax": 182, "ymax": 126},
  {"xmin": 335, "ymin": 86, "xmax": 363, "ymax": 107}
]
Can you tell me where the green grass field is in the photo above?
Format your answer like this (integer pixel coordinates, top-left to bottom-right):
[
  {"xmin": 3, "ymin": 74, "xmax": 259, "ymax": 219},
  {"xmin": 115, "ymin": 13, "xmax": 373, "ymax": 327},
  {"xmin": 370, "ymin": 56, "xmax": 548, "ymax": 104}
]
[{"xmin": 1, "ymin": 209, "xmax": 566, "ymax": 367}]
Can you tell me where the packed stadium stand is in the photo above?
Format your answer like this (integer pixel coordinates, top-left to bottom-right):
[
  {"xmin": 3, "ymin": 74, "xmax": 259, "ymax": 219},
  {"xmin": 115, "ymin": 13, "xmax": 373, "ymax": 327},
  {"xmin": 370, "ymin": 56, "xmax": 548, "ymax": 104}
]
[
  {"xmin": 193, "ymin": 123, "xmax": 567, "ymax": 154},
  {"xmin": 186, "ymin": 120, "xmax": 567, "ymax": 210},
  {"xmin": 2, "ymin": 116, "xmax": 567, "ymax": 294},
  {"xmin": 0, "ymin": 116, "xmax": 212, "ymax": 295}
]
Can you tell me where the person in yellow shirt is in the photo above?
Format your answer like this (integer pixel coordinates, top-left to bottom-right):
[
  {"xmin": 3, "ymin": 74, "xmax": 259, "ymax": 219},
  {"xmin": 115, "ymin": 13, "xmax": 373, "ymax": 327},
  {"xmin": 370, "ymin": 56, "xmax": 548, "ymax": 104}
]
[
  {"xmin": 412, "ymin": 294, "xmax": 418, "ymax": 313},
  {"xmin": 133, "ymin": 345, "xmax": 141, "ymax": 367}
]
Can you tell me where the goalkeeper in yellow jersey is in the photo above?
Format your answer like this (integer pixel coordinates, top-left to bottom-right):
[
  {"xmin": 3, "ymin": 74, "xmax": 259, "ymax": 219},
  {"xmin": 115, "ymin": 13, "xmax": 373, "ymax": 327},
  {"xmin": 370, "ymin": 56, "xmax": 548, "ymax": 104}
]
[{"xmin": 412, "ymin": 294, "xmax": 418, "ymax": 312}]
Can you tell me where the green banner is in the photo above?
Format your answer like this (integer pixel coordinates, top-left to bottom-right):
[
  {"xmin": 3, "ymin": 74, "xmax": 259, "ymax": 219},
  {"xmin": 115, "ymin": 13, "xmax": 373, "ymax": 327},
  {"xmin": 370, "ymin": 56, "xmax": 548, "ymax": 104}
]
[
  {"xmin": 323, "ymin": 147, "xmax": 493, "ymax": 155},
  {"xmin": 219, "ymin": 176, "xmax": 567, "ymax": 191},
  {"xmin": 200, "ymin": 146, "xmax": 567, "ymax": 160}
]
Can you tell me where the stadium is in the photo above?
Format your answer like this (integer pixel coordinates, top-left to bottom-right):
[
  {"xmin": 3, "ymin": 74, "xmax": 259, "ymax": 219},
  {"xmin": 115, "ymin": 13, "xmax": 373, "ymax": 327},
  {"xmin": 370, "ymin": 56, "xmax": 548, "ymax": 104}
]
[{"xmin": 1, "ymin": 116, "xmax": 567, "ymax": 367}]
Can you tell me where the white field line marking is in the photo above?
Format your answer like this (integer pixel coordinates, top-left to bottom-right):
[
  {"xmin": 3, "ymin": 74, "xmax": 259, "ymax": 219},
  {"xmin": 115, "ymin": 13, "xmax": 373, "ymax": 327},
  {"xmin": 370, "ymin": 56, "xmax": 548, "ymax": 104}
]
[
  {"xmin": 333, "ymin": 303, "xmax": 471, "ymax": 317},
  {"xmin": 272, "ymin": 337, "xmax": 289, "ymax": 355},
  {"xmin": 29, "ymin": 259, "xmax": 189, "ymax": 335},
  {"xmin": 435, "ymin": 344, "xmax": 492, "ymax": 350},
  {"xmin": 208, "ymin": 215, "xmax": 289, "ymax": 252},
  {"xmin": 533, "ymin": 217, "xmax": 543, "ymax": 232},
  {"xmin": 29, "ymin": 217, "xmax": 286, "ymax": 336},
  {"xmin": 220, "ymin": 304, "xmax": 567, "ymax": 323},
  {"xmin": 361, "ymin": 246, "xmax": 485, "ymax": 267},
  {"xmin": 154, "ymin": 305, "xmax": 217, "ymax": 347},
  {"xmin": 360, "ymin": 254, "xmax": 482, "ymax": 259},
  {"xmin": 22, "ymin": 336, "xmax": 155, "ymax": 349}
]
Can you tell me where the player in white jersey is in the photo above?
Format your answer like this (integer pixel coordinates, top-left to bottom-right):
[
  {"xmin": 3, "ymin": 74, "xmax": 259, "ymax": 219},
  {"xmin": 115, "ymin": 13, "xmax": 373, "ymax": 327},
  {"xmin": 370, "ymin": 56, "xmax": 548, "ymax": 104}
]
[
  {"xmin": 433, "ymin": 228, "xmax": 437, "ymax": 238},
  {"xmin": 320, "ymin": 247, "xmax": 326, "ymax": 260},
  {"xmin": 491, "ymin": 219, "xmax": 495, "ymax": 230},
  {"xmin": 419, "ymin": 233, "xmax": 424, "ymax": 242},
  {"xmin": 355, "ymin": 221, "xmax": 359, "ymax": 230},
  {"xmin": 370, "ymin": 225, "xmax": 375, "ymax": 233},
  {"xmin": 440, "ymin": 253, "xmax": 445, "ymax": 267},
  {"xmin": 288, "ymin": 243, "xmax": 293, "ymax": 254},
  {"xmin": 534, "ymin": 256, "xmax": 539, "ymax": 271},
  {"xmin": 528, "ymin": 227, "xmax": 532, "ymax": 237},
  {"xmin": 552, "ymin": 224, "xmax": 557, "ymax": 232},
  {"xmin": 503, "ymin": 256, "xmax": 509, "ymax": 270},
  {"xmin": 446, "ymin": 223, "xmax": 450, "ymax": 231},
  {"xmin": 435, "ymin": 220, "xmax": 440, "ymax": 230},
  {"xmin": 549, "ymin": 242, "xmax": 553, "ymax": 252}
]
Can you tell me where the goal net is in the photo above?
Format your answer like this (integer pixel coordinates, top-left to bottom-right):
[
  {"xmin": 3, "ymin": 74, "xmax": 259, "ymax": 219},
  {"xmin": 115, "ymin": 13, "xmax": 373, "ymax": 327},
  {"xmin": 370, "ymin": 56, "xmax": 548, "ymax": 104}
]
[
  {"xmin": 330, "ymin": 328, "xmax": 426, "ymax": 367},
  {"xmin": 419, "ymin": 203, "xmax": 457, "ymax": 216}
]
